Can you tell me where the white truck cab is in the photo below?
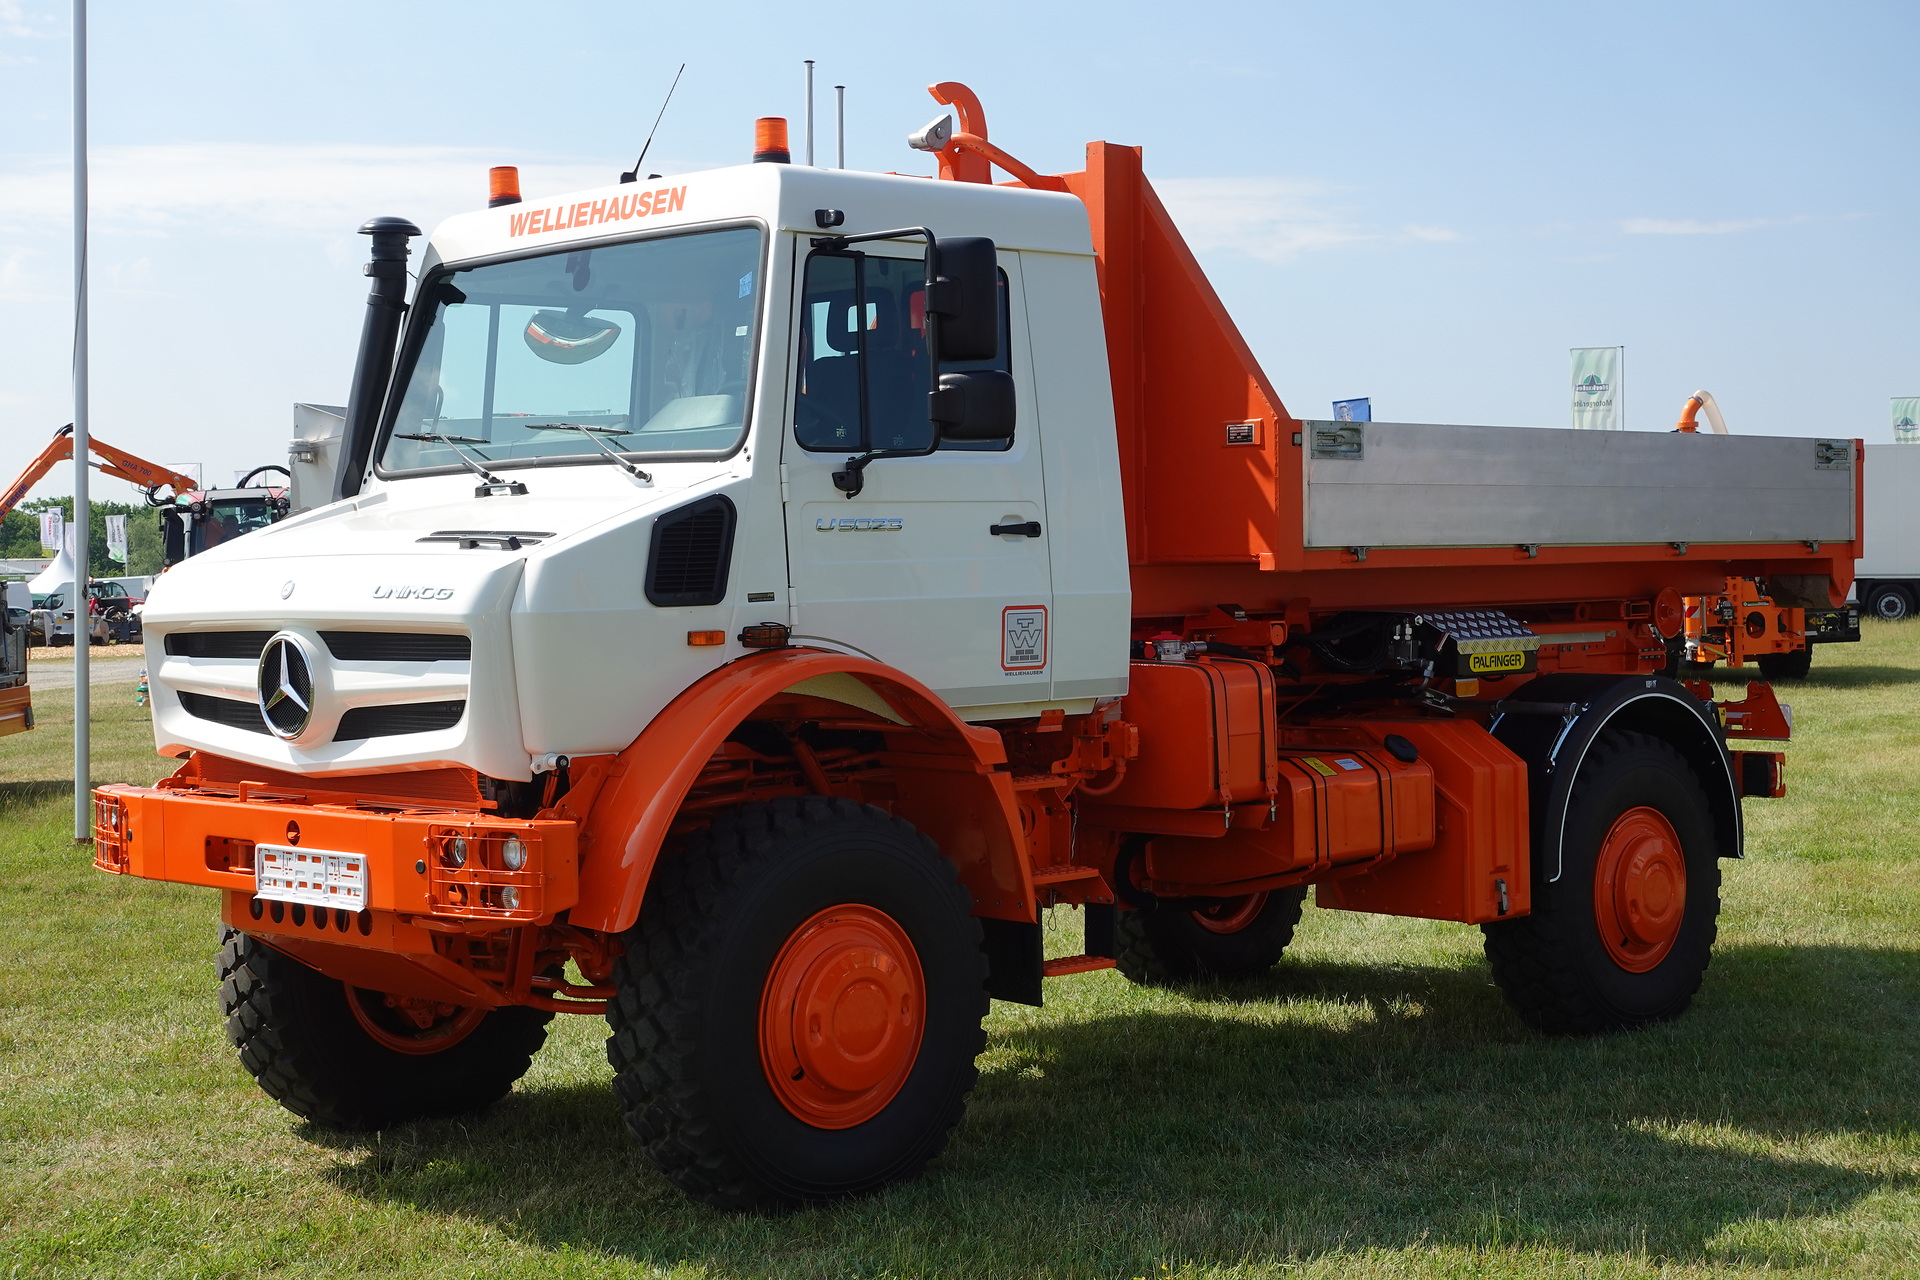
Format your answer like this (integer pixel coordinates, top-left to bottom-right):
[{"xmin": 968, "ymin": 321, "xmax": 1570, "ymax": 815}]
[{"xmin": 140, "ymin": 160, "xmax": 1132, "ymax": 783}]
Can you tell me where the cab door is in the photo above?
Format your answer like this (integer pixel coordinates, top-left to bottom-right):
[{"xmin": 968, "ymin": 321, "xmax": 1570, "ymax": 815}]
[{"xmin": 780, "ymin": 244, "xmax": 1053, "ymax": 715}]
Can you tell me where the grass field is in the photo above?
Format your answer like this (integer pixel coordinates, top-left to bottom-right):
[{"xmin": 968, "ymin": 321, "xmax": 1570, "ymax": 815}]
[{"xmin": 4, "ymin": 628, "xmax": 1919, "ymax": 1278}]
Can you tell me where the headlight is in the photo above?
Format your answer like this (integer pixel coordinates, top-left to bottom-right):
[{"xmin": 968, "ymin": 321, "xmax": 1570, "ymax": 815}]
[
  {"xmin": 501, "ymin": 837, "xmax": 527, "ymax": 871},
  {"xmin": 445, "ymin": 836, "xmax": 468, "ymax": 867},
  {"xmin": 499, "ymin": 886, "xmax": 521, "ymax": 910}
]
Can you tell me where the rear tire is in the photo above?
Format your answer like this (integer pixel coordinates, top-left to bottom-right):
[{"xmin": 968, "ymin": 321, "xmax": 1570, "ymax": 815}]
[
  {"xmin": 1865, "ymin": 583, "xmax": 1913, "ymax": 621},
  {"xmin": 1116, "ymin": 886, "xmax": 1307, "ymax": 985},
  {"xmin": 1756, "ymin": 647, "xmax": 1813, "ymax": 680},
  {"xmin": 604, "ymin": 796, "xmax": 988, "ymax": 1210},
  {"xmin": 1482, "ymin": 730, "xmax": 1720, "ymax": 1035},
  {"xmin": 218, "ymin": 927, "xmax": 551, "ymax": 1129}
]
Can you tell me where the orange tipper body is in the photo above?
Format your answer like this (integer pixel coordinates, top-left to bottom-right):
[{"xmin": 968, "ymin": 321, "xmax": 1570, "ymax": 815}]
[{"xmin": 92, "ymin": 81, "xmax": 1850, "ymax": 1209}]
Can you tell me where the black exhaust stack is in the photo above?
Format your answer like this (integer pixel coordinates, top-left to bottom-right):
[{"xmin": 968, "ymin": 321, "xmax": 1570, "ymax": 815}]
[{"xmin": 333, "ymin": 216, "xmax": 422, "ymax": 501}]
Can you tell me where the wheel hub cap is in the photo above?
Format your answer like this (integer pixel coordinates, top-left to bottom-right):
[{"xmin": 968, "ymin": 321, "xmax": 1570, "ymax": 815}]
[
  {"xmin": 760, "ymin": 904, "xmax": 925, "ymax": 1129},
  {"xmin": 1593, "ymin": 806, "xmax": 1687, "ymax": 972},
  {"xmin": 1192, "ymin": 891, "xmax": 1269, "ymax": 935}
]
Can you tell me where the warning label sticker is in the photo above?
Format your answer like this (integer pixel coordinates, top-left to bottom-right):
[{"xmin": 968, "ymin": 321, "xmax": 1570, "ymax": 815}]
[{"xmin": 1002, "ymin": 605, "xmax": 1048, "ymax": 673}]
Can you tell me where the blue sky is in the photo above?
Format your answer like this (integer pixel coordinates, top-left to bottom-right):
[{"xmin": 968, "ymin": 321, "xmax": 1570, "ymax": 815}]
[{"xmin": 2, "ymin": 0, "xmax": 1914, "ymax": 503}]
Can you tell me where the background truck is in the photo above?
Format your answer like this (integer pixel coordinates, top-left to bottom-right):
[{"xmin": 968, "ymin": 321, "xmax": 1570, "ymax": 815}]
[
  {"xmin": 93, "ymin": 83, "xmax": 1854, "ymax": 1211},
  {"xmin": 1852, "ymin": 443, "xmax": 1920, "ymax": 620},
  {"xmin": 1, "ymin": 580, "xmax": 29, "ymax": 736}
]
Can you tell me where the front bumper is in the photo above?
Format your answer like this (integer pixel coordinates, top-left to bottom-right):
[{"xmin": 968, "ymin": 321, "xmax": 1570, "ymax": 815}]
[{"xmin": 93, "ymin": 777, "xmax": 581, "ymax": 1005}]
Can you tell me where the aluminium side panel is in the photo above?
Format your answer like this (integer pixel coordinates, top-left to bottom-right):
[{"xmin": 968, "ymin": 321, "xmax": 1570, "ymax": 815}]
[{"xmin": 1303, "ymin": 422, "xmax": 1855, "ymax": 549}]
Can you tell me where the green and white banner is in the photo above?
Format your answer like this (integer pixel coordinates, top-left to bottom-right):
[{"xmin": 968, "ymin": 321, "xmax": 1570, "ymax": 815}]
[
  {"xmin": 1571, "ymin": 347, "xmax": 1623, "ymax": 430},
  {"xmin": 1895, "ymin": 397, "xmax": 1920, "ymax": 445},
  {"xmin": 105, "ymin": 514, "xmax": 127, "ymax": 565}
]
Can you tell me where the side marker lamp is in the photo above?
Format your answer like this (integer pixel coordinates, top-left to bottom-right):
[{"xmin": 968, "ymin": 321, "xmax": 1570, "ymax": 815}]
[{"xmin": 687, "ymin": 630, "xmax": 726, "ymax": 646}]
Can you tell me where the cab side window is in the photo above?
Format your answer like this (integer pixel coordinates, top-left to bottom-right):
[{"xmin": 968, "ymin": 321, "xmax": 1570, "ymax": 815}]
[{"xmin": 795, "ymin": 250, "xmax": 1011, "ymax": 454}]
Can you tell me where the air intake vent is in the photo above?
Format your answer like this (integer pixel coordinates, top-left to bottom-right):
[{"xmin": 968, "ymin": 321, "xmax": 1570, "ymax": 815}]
[
  {"xmin": 320, "ymin": 632, "xmax": 471, "ymax": 662},
  {"xmin": 333, "ymin": 700, "xmax": 467, "ymax": 742},
  {"xmin": 166, "ymin": 631, "xmax": 274, "ymax": 659},
  {"xmin": 179, "ymin": 691, "xmax": 270, "ymax": 733},
  {"xmin": 645, "ymin": 495, "xmax": 736, "ymax": 607}
]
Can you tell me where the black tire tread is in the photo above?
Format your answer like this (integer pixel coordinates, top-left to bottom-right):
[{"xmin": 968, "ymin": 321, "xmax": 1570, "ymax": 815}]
[
  {"xmin": 218, "ymin": 927, "xmax": 551, "ymax": 1130},
  {"xmin": 603, "ymin": 795, "xmax": 987, "ymax": 1211},
  {"xmin": 1115, "ymin": 885, "xmax": 1307, "ymax": 985},
  {"xmin": 1482, "ymin": 729, "xmax": 1721, "ymax": 1035}
]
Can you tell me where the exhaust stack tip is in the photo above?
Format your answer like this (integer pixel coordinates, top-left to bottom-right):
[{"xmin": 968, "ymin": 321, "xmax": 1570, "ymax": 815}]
[{"xmin": 753, "ymin": 117, "xmax": 791, "ymax": 164}]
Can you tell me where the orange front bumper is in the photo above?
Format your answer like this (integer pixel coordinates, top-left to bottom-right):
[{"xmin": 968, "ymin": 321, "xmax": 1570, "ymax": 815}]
[{"xmin": 92, "ymin": 779, "xmax": 583, "ymax": 1004}]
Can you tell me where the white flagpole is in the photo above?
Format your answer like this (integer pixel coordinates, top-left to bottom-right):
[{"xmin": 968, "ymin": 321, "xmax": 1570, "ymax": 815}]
[{"xmin": 72, "ymin": 0, "xmax": 91, "ymax": 843}]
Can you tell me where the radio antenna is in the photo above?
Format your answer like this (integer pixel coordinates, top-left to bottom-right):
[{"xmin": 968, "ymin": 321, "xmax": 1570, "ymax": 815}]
[{"xmin": 622, "ymin": 63, "xmax": 686, "ymax": 183}]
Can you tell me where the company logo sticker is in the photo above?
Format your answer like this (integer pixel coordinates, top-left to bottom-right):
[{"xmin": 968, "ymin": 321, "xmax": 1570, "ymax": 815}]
[
  {"xmin": 1468, "ymin": 651, "xmax": 1528, "ymax": 674},
  {"xmin": 508, "ymin": 186, "xmax": 688, "ymax": 239},
  {"xmin": 815, "ymin": 517, "xmax": 904, "ymax": 532},
  {"xmin": 1001, "ymin": 605, "xmax": 1047, "ymax": 673},
  {"xmin": 372, "ymin": 585, "xmax": 456, "ymax": 600}
]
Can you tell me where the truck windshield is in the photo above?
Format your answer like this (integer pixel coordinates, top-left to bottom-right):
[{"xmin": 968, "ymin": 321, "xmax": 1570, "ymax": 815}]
[{"xmin": 378, "ymin": 226, "xmax": 763, "ymax": 475}]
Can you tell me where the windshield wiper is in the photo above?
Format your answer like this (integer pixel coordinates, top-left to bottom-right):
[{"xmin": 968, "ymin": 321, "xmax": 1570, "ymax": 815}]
[
  {"xmin": 395, "ymin": 432, "xmax": 529, "ymax": 497},
  {"xmin": 520, "ymin": 422, "xmax": 652, "ymax": 483}
]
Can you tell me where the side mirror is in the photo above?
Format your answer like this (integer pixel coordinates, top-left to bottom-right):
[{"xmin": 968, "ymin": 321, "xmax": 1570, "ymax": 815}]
[
  {"xmin": 160, "ymin": 508, "xmax": 186, "ymax": 567},
  {"xmin": 930, "ymin": 370, "xmax": 1015, "ymax": 442},
  {"xmin": 928, "ymin": 236, "xmax": 998, "ymax": 362}
]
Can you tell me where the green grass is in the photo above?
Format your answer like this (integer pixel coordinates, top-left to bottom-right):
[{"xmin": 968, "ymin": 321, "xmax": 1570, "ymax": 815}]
[{"xmin": 5, "ymin": 629, "xmax": 1920, "ymax": 1278}]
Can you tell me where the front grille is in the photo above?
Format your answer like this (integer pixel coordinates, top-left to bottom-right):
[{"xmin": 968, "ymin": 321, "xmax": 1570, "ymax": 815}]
[
  {"xmin": 179, "ymin": 691, "xmax": 269, "ymax": 734},
  {"xmin": 320, "ymin": 632, "xmax": 471, "ymax": 662},
  {"xmin": 166, "ymin": 631, "xmax": 274, "ymax": 659},
  {"xmin": 334, "ymin": 700, "xmax": 466, "ymax": 742},
  {"xmin": 646, "ymin": 495, "xmax": 736, "ymax": 607}
]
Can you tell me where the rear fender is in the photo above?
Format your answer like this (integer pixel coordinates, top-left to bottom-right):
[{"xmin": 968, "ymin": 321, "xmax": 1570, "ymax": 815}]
[
  {"xmin": 568, "ymin": 649, "xmax": 1032, "ymax": 934},
  {"xmin": 1487, "ymin": 673, "xmax": 1739, "ymax": 883}
]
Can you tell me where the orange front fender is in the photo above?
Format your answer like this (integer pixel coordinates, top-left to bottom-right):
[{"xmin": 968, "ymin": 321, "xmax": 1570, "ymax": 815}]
[{"xmin": 568, "ymin": 649, "xmax": 1032, "ymax": 934}]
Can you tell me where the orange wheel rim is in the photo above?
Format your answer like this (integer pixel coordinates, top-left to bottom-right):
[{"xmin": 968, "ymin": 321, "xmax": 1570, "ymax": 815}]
[
  {"xmin": 1592, "ymin": 806, "xmax": 1687, "ymax": 973},
  {"xmin": 1192, "ymin": 891, "xmax": 1269, "ymax": 935},
  {"xmin": 347, "ymin": 988, "xmax": 487, "ymax": 1055},
  {"xmin": 759, "ymin": 904, "xmax": 925, "ymax": 1130}
]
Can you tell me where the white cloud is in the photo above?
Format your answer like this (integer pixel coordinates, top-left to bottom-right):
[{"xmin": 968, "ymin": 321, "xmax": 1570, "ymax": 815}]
[
  {"xmin": 0, "ymin": 0, "xmax": 54, "ymax": 36},
  {"xmin": 1620, "ymin": 215, "xmax": 1805, "ymax": 236},
  {"xmin": 1155, "ymin": 176, "xmax": 1461, "ymax": 264},
  {"xmin": 0, "ymin": 143, "xmax": 614, "ymax": 241}
]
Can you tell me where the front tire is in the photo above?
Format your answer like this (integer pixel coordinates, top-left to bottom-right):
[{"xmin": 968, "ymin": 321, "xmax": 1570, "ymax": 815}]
[
  {"xmin": 218, "ymin": 928, "xmax": 552, "ymax": 1129},
  {"xmin": 1117, "ymin": 886, "xmax": 1307, "ymax": 985},
  {"xmin": 604, "ymin": 797, "xmax": 988, "ymax": 1210},
  {"xmin": 1482, "ymin": 730, "xmax": 1721, "ymax": 1035}
]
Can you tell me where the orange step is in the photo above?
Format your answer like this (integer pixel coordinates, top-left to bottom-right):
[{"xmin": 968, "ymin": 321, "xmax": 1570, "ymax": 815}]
[{"xmin": 1042, "ymin": 954, "xmax": 1117, "ymax": 978}]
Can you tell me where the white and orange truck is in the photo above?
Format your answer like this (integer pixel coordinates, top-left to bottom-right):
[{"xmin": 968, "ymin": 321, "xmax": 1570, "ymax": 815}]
[{"xmin": 94, "ymin": 84, "xmax": 1858, "ymax": 1209}]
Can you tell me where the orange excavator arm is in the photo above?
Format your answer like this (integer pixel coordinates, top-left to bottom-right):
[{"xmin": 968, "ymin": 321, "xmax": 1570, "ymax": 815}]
[{"xmin": 1, "ymin": 425, "xmax": 199, "ymax": 523}]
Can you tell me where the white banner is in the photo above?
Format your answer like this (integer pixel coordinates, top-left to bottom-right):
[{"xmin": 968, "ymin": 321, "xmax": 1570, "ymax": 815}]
[
  {"xmin": 1571, "ymin": 346, "xmax": 1624, "ymax": 430},
  {"xmin": 1895, "ymin": 397, "xmax": 1920, "ymax": 445},
  {"xmin": 166, "ymin": 462, "xmax": 203, "ymax": 489},
  {"xmin": 106, "ymin": 514, "xmax": 128, "ymax": 564},
  {"xmin": 38, "ymin": 511, "xmax": 63, "ymax": 554}
]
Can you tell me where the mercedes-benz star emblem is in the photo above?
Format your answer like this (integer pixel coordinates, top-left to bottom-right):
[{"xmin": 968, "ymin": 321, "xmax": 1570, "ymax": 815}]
[{"xmin": 257, "ymin": 636, "xmax": 314, "ymax": 739}]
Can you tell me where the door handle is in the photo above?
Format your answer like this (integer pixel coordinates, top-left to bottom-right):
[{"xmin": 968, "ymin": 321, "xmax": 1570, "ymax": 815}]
[{"xmin": 990, "ymin": 521, "xmax": 1043, "ymax": 538}]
